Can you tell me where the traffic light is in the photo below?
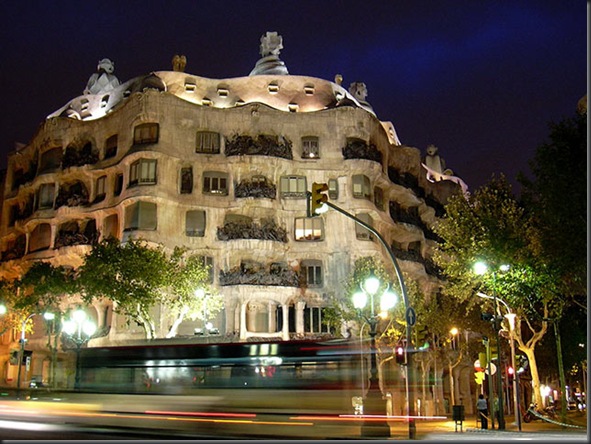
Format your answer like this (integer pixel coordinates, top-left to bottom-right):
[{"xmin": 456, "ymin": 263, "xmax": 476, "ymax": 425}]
[
  {"xmin": 395, "ymin": 345, "xmax": 406, "ymax": 365},
  {"xmin": 310, "ymin": 182, "xmax": 329, "ymax": 215},
  {"xmin": 507, "ymin": 366, "xmax": 515, "ymax": 384}
]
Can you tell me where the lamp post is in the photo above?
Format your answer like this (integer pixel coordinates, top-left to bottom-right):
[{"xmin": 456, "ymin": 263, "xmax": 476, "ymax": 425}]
[
  {"xmin": 62, "ymin": 308, "xmax": 96, "ymax": 390},
  {"xmin": 352, "ymin": 274, "xmax": 397, "ymax": 438},
  {"xmin": 474, "ymin": 261, "xmax": 507, "ymax": 430},
  {"xmin": 16, "ymin": 311, "xmax": 54, "ymax": 399},
  {"xmin": 505, "ymin": 312, "xmax": 521, "ymax": 431}
]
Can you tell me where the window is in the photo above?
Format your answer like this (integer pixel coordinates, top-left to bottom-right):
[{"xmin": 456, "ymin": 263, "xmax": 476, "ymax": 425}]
[
  {"xmin": 129, "ymin": 159, "xmax": 157, "ymax": 186},
  {"xmin": 180, "ymin": 167, "xmax": 193, "ymax": 194},
  {"xmin": 103, "ymin": 214, "xmax": 119, "ymax": 239},
  {"xmin": 37, "ymin": 183, "xmax": 55, "ymax": 210},
  {"xmin": 295, "ymin": 217, "xmax": 324, "ymax": 241},
  {"xmin": 374, "ymin": 186, "xmax": 384, "ymax": 210},
  {"xmin": 304, "ymin": 307, "xmax": 329, "ymax": 333},
  {"xmin": 355, "ymin": 213, "xmax": 374, "ymax": 241},
  {"xmin": 29, "ymin": 223, "xmax": 52, "ymax": 252},
  {"xmin": 198, "ymin": 255, "xmax": 214, "ymax": 283},
  {"xmin": 196, "ymin": 131, "xmax": 220, "ymax": 154},
  {"xmin": 186, "ymin": 210, "xmax": 206, "ymax": 237},
  {"xmin": 203, "ymin": 171, "xmax": 228, "ymax": 195},
  {"xmin": 328, "ymin": 179, "xmax": 338, "ymax": 200},
  {"xmin": 124, "ymin": 201, "xmax": 157, "ymax": 231},
  {"xmin": 302, "ymin": 136, "xmax": 319, "ymax": 159},
  {"xmin": 133, "ymin": 123, "xmax": 159, "ymax": 144},
  {"xmin": 301, "ymin": 259, "xmax": 323, "ymax": 287},
  {"xmin": 280, "ymin": 175, "xmax": 307, "ymax": 198},
  {"xmin": 94, "ymin": 176, "xmax": 106, "ymax": 202},
  {"xmin": 114, "ymin": 173, "xmax": 123, "ymax": 196},
  {"xmin": 352, "ymin": 174, "xmax": 371, "ymax": 199},
  {"xmin": 38, "ymin": 147, "xmax": 62, "ymax": 174},
  {"xmin": 105, "ymin": 135, "xmax": 118, "ymax": 159}
]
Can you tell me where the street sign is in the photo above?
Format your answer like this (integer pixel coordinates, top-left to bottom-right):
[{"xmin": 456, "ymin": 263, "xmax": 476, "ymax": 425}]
[
  {"xmin": 484, "ymin": 362, "xmax": 497, "ymax": 375},
  {"xmin": 405, "ymin": 307, "xmax": 416, "ymax": 326}
]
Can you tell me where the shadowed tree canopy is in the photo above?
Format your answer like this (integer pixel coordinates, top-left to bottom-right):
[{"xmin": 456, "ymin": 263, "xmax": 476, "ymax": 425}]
[{"xmin": 519, "ymin": 110, "xmax": 587, "ymax": 310}]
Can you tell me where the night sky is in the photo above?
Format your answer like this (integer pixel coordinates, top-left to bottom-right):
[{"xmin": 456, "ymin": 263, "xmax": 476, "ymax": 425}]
[{"xmin": 0, "ymin": 1, "xmax": 586, "ymax": 193}]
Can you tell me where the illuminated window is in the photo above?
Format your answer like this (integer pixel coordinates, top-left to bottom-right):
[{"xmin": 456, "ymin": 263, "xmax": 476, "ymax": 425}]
[
  {"xmin": 124, "ymin": 201, "xmax": 157, "ymax": 231},
  {"xmin": 203, "ymin": 171, "xmax": 228, "ymax": 195},
  {"xmin": 301, "ymin": 136, "xmax": 319, "ymax": 159},
  {"xmin": 328, "ymin": 179, "xmax": 338, "ymax": 199},
  {"xmin": 201, "ymin": 97, "xmax": 213, "ymax": 106},
  {"xmin": 288, "ymin": 103, "xmax": 299, "ymax": 112},
  {"xmin": 295, "ymin": 217, "xmax": 324, "ymax": 241},
  {"xmin": 301, "ymin": 259, "xmax": 323, "ymax": 287},
  {"xmin": 133, "ymin": 123, "xmax": 159, "ymax": 144},
  {"xmin": 217, "ymin": 86, "xmax": 229, "ymax": 97},
  {"xmin": 280, "ymin": 175, "xmax": 307, "ymax": 198},
  {"xmin": 196, "ymin": 131, "xmax": 220, "ymax": 154},
  {"xmin": 184, "ymin": 78, "xmax": 196, "ymax": 92},
  {"xmin": 303, "ymin": 84, "xmax": 315, "ymax": 95},
  {"xmin": 37, "ymin": 183, "xmax": 55, "ymax": 210},
  {"xmin": 186, "ymin": 210, "xmax": 206, "ymax": 237},
  {"xmin": 268, "ymin": 82, "xmax": 279, "ymax": 93},
  {"xmin": 180, "ymin": 167, "xmax": 193, "ymax": 194},
  {"xmin": 129, "ymin": 159, "xmax": 157, "ymax": 186},
  {"xmin": 355, "ymin": 213, "xmax": 373, "ymax": 241},
  {"xmin": 105, "ymin": 135, "xmax": 118, "ymax": 159},
  {"xmin": 352, "ymin": 174, "xmax": 371, "ymax": 199}
]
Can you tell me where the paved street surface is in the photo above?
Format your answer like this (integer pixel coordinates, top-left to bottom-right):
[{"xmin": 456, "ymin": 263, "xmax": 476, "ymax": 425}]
[{"xmin": 407, "ymin": 412, "xmax": 588, "ymax": 442}]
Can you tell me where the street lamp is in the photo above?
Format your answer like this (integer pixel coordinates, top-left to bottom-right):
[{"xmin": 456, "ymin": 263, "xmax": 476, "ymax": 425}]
[
  {"xmin": 352, "ymin": 274, "xmax": 397, "ymax": 438},
  {"xmin": 474, "ymin": 261, "xmax": 508, "ymax": 430},
  {"xmin": 505, "ymin": 312, "xmax": 521, "ymax": 431},
  {"xmin": 62, "ymin": 308, "xmax": 96, "ymax": 390},
  {"xmin": 15, "ymin": 311, "xmax": 54, "ymax": 398}
]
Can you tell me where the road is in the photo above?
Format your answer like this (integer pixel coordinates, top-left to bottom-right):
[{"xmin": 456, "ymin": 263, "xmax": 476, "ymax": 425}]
[{"xmin": 0, "ymin": 394, "xmax": 586, "ymax": 440}]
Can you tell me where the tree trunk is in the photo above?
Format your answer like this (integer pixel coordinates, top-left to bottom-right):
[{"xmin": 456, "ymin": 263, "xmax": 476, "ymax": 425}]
[{"xmin": 166, "ymin": 306, "xmax": 188, "ymax": 338}]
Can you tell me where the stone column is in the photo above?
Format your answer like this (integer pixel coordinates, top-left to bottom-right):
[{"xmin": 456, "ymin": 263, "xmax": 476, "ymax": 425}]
[
  {"xmin": 296, "ymin": 301, "xmax": 306, "ymax": 335},
  {"xmin": 281, "ymin": 303, "xmax": 289, "ymax": 340},
  {"xmin": 268, "ymin": 302, "xmax": 276, "ymax": 333},
  {"xmin": 239, "ymin": 302, "xmax": 247, "ymax": 340}
]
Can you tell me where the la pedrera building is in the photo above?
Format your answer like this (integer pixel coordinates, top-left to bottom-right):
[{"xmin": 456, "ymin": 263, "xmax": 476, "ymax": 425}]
[{"xmin": 0, "ymin": 32, "xmax": 468, "ymax": 385}]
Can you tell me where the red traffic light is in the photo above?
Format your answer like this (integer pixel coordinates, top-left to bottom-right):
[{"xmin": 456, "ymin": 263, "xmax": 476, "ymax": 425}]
[{"xmin": 395, "ymin": 346, "xmax": 405, "ymax": 364}]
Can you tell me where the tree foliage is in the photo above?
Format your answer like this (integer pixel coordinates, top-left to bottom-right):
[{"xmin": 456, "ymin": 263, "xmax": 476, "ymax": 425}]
[
  {"xmin": 77, "ymin": 237, "xmax": 171, "ymax": 338},
  {"xmin": 77, "ymin": 237, "xmax": 220, "ymax": 339},
  {"xmin": 519, "ymin": 111, "xmax": 587, "ymax": 308},
  {"xmin": 433, "ymin": 175, "xmax": 559, "ymax": 408}
]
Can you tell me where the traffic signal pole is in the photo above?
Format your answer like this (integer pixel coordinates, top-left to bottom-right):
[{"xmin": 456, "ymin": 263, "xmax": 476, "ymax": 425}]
[{"xmin": 309, "ymin": 193, "xmax": 417, "ymax": 439}]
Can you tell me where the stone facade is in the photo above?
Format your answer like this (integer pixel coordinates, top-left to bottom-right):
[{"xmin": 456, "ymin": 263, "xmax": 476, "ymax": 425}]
[{"xmin": 0, "ymin": 35, "xmax": 471, "ymax": 407}]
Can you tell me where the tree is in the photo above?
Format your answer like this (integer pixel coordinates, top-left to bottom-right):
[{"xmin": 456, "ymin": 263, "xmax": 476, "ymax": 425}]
[
  {"xmin": 163, "ymin": 248, "xmax": 222, "ymax": 338},
  {"xmin": 433, "ymin": 175, "xmax": 557, "ymax": 409},
  {"xmin": 78, "ymin": 238, "xmax": 219, "ymax": 340},
  {"xmin": 17, "ymin": 261, "xmax": 77, "ymax": 386},
  {"xmin": 0, "ymin": 278, "xmax": 26, "ymax": 336},
  {"xmin": 78, "ymin": 237, "xmax": 170, "ymax": 339},
  {"xmin": 519, "ymin": 110, "xmax": 587, "ymax": 308},
  {"xmin": 518, "ymin": 107, "xmax": 587, "ymax": 419}
]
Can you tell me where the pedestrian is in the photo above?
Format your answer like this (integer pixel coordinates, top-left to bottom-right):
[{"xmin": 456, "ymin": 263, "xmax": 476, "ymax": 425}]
[{"xmin": 476, "ymin": 394, "xmax": 488, "ymax": 429}]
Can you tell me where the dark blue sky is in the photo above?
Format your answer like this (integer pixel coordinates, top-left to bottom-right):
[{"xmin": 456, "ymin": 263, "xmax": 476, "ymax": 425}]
[{"xmin": 0, "ymin": 1, "xmax": 586, "ymax": 192}]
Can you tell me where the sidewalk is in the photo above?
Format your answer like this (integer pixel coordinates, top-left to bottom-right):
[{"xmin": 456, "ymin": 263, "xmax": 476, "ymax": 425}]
[{"xmin": 397, "ymin": 412, "xmax": 588, "ymax": 440}]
